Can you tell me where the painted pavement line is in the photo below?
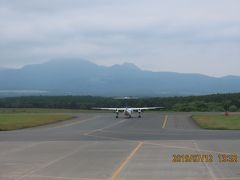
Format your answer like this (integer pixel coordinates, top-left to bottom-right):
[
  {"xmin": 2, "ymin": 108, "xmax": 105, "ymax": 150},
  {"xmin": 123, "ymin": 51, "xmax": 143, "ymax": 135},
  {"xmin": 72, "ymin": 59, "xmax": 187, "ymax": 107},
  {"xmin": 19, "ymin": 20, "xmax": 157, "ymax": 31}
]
[
  {"xmin": 162, "ymin": 115, "xmax": 168, "ymax": 128},
  {"xmin": 109, "ymin": 142, "xmax": 144, "ymax": 180}
]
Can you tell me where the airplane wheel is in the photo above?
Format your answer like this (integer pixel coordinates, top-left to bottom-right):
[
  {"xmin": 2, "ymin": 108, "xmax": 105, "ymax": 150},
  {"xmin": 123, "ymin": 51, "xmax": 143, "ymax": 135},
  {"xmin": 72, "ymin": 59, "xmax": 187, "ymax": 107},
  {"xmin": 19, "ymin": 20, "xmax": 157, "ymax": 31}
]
[
  {"xmin": 116, "ymin": 116, "xmax": 118, "ymax": 118},
  {"xmin": 138, "ymin": 115, "xmax": 141, "ymax": 118}
]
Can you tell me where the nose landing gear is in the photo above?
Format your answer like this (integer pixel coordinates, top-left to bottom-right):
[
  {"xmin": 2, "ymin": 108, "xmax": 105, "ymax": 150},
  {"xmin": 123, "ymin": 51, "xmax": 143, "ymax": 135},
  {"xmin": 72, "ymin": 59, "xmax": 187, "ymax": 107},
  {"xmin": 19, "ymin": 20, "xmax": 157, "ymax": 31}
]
[{"xmin": 138, "ymin": 112, "xmax": 142, "ymax": 118}]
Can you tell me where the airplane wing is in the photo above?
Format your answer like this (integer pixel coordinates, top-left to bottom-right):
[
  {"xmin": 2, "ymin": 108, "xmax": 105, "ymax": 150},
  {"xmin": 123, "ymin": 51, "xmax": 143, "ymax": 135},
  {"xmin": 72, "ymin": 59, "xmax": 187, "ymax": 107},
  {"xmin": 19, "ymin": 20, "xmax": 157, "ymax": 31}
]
[
  {"xmin": 93, "ymin": 108, "xmax": 126, "ymax": 111},
  {"xmin": 130, "ymin": 107, "xmax": 164, "ymax": 111}
]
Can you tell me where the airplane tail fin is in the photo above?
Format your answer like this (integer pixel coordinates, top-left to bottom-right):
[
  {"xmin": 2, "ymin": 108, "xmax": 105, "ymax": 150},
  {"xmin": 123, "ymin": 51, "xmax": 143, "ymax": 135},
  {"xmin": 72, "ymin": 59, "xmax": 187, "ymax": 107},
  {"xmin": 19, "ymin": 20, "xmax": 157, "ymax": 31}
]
[{"xmin": 114, "ymin": 97, "xmax": 139, "ymax": 108}]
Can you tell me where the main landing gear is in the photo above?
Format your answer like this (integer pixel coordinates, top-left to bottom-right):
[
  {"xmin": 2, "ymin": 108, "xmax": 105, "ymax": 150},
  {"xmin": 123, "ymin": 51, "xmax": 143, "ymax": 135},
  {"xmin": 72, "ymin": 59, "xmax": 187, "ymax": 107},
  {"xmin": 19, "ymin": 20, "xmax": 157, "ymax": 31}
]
[{"xmin": 138, "ymin": 110, "xmax": 142, "ymax": 118}]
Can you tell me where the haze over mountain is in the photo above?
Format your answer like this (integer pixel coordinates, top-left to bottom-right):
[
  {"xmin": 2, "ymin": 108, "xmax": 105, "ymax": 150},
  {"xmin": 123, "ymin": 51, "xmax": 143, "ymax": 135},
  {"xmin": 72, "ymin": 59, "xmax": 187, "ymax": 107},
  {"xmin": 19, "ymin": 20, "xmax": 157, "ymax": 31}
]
[{"xmin": 0, "ymin": 59, "xmax": 240, "ymax": 97}]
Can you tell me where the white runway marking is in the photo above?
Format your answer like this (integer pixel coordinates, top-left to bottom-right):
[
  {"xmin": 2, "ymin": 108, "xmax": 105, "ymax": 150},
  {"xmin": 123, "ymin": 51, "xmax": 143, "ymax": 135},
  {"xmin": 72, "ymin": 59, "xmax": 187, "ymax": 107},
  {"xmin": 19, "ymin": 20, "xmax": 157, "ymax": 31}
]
[
  {"xmin": 28, "ymin": 174, "xmax": 104, "ymax": 180},
  {"xmin": 84, "ymin": 119, "xmax": 127, "ymax": 136},
  {"xmin": 15, "ymin": 142, "xmax": 98, "ymax": 180},
  {"xmin": 50, "ymin": 116, "xmax": 99, "ymax": 129},
  {"xmin": 0, "ymin": 142, "xmax": 44, "ymax": 159},
  {"xmin": 194, "ymin": 141, "xmax": 216, "ymax": 180},
  {"xmin": 162, "ymin": 115, "xmax": 168, "ymax": 128}
]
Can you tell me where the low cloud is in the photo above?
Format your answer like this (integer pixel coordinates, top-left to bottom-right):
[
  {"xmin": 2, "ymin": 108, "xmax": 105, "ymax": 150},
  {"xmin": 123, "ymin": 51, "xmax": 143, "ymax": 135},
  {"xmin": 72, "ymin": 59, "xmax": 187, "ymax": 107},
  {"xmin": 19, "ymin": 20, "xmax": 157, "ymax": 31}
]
[{"xmin": 0, "ymin": 0, "xmax": 240, "ymax": 76}]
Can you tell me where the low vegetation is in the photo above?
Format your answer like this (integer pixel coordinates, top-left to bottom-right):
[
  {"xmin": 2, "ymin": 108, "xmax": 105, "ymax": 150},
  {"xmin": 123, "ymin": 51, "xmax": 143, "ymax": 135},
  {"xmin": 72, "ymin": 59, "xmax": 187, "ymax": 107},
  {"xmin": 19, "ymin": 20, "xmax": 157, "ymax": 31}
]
[
  {"xmin": 0, "ymin": 108, "xmax": 105, "ymax": 114},
  {"xmin": 0, "ymin": 92, "xmax": 239, "ymax": 112},
  {"xmin": 0, "ymin": 114, "xmax": 73, "ymax": 131},
  {"xmin": 192, "ymin": 114, "xmax": 240, "ymax": 130}
]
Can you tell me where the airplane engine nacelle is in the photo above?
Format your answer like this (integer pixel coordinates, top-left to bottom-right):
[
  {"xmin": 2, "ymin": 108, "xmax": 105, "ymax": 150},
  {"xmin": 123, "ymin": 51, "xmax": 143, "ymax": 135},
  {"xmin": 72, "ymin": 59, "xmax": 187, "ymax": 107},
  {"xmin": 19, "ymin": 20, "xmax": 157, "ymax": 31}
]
[{"xmin": 115, "ymin": 109, "xmax": 119, "ymax": 118}]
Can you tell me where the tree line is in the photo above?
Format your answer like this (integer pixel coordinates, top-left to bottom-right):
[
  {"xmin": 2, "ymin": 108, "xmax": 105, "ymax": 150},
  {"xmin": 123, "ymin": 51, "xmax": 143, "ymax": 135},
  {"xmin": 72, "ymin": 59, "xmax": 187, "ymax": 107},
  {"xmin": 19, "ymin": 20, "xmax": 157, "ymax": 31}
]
[{"xmin": 0, "ymin": 93, "xmax": 240, "ymax": 112}]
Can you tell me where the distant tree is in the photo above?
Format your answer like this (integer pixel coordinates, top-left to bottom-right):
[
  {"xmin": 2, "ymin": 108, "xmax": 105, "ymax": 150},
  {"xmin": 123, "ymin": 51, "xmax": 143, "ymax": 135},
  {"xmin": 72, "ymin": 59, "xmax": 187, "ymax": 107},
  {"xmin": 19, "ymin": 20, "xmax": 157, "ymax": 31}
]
[
  {"xmin": 229, "ymin": 105, "xmax": 238, "ymax": 112},
  {"xmin": 207, "ymin": 102, "xmax": 224, "ymax": 112},
  {"xmin": 223, "ymin": 100, "xmax": 232, "ymax": 111},
  {"xmin": 1, "ymin": 93, "xmax": 240, "ymax": 112}
]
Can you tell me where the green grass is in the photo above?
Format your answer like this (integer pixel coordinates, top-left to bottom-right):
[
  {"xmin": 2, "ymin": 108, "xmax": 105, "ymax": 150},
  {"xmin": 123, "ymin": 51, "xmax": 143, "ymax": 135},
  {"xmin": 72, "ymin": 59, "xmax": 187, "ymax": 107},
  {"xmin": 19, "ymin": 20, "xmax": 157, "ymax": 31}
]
[
  {"xmin": 0, "ymin": 108, "xmax": 106, "ymax": 114},
  {"xmin": 0, "ymin": 114, "xmax": 73, "ymax": 131},
  {"xmin": 192, "ymin": 115, "xmax": 240, "ymax": 130}
]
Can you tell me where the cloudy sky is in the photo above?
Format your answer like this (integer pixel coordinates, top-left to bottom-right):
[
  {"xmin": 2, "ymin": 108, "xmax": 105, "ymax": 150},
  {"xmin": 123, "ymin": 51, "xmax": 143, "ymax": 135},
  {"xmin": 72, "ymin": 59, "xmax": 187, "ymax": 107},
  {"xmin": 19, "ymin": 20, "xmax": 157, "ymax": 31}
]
[{"xmin": 0, "ymin": 0, "xmax": 240, "ymax": 76}]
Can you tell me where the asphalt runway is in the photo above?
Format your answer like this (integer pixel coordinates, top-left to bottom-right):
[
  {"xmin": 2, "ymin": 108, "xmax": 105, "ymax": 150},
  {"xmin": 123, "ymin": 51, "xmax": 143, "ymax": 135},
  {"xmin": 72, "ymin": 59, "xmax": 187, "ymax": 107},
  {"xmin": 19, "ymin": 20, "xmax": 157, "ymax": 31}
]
[{"xmin": 0, "ymin": 112, "xmax": 240, "ymax": 180}]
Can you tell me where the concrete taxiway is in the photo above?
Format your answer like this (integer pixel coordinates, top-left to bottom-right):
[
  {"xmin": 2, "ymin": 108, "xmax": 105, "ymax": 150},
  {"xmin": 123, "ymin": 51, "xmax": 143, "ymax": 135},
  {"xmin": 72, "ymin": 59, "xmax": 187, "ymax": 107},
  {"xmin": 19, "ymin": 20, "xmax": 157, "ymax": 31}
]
[{"xmin": 0, "ymin": 112, "xmax": 240, "ymax": 180}]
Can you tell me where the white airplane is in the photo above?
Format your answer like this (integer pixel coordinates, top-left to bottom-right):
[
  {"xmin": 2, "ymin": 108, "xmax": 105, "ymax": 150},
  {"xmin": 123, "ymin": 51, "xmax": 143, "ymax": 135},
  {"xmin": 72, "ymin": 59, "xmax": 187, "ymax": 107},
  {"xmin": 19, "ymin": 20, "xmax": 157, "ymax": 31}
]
[{"xmin": 94, "ymin": 97, "xmax": 163, "ymax": 118}]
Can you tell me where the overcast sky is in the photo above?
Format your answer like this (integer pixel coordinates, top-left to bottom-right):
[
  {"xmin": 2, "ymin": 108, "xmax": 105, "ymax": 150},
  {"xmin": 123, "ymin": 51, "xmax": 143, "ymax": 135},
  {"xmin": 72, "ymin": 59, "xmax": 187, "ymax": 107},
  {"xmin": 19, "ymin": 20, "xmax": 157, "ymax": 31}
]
[{"xmin": 0, "ymin": 0, "xmax": 240, "ymax": 76}]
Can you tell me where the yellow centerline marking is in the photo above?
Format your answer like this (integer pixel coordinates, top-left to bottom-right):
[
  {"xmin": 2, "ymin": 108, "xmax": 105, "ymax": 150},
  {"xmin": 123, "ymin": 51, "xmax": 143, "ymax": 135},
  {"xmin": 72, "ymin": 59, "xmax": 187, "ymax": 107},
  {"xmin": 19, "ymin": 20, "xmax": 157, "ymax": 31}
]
[
  {"xmin": 162, "ymin": 115, "xmax": 168, "ymax": 128},
  {"xmin": 109, "ymin": 142, "xmax": 144, "ymax": 180}
]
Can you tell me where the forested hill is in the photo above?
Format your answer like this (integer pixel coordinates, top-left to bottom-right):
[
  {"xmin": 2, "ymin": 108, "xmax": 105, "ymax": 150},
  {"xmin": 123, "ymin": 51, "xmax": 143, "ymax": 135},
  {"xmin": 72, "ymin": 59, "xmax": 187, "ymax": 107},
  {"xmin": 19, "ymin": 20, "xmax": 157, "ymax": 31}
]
[
  {"xmin": 0, "ymin": 93, "xmax": 240, "ymax": 112},
  {"xmin": 1, "ymin": 59, "xmax": 240, "ymax": 96}
]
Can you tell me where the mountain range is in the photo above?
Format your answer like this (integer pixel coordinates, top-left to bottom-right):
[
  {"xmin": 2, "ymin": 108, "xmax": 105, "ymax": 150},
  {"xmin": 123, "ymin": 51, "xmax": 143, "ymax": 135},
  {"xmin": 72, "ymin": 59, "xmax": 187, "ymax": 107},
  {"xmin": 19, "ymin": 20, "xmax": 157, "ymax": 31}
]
[{"xmin": 0, "ymin": 59, "xmax": 240, "ymax": 97}]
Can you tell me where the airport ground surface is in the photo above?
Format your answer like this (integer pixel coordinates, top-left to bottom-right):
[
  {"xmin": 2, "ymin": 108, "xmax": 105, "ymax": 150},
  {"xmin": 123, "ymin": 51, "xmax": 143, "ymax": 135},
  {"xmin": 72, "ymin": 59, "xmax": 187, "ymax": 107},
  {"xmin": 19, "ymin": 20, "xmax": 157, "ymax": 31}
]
[{"xmin": 0, "ymin": 112, "xmax": 240, "ymax": 180}]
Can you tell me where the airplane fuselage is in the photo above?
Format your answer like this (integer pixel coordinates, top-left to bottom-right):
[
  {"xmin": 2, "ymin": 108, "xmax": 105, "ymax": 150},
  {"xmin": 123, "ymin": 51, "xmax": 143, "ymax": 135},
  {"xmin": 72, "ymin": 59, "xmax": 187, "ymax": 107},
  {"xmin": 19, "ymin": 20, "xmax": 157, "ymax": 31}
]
[
  {"xmin": 124, "ymin": 108, "xmax": 133, "ymax": 117},
  {"xmin": 94, "ymin": 98, "xmax": 162, "ymax": 118}
]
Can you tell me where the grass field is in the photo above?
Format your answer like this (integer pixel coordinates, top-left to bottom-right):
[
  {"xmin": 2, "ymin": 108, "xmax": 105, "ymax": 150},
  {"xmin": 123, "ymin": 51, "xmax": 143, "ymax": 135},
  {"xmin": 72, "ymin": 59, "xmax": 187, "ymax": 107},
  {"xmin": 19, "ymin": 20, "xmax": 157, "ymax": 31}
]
[
  {"xmin": 192, "ymin": 114, "xmax": 240, "ymax": 130},
  {"xmin": 0, "ymin": 108, "xmax": 106, "ymax": 113},
  {"xmin": 0, "ymin": 114, "xmax": 73, "ymax": 131}
]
